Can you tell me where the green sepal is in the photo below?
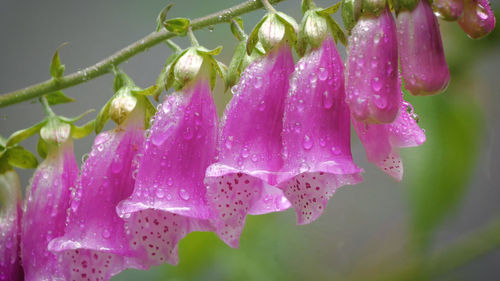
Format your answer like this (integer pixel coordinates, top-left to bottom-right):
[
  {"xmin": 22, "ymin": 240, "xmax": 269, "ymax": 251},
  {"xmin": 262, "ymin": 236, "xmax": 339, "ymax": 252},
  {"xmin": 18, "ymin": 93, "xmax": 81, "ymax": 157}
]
[
  {"xmin": 392, "ymin": 0, "xmax": 419, "ymax": 13},
  {"xmin": 95, "ymin": 98, "xmax": 112, "ymax": 134},
  {"xmin": 362, "ymin": 0, "xmax": 387, "ymax": 16},
  {"xmin": 246, "ymin": 14, "xmax": 269, "ymax": 55},
  {"xmin": 59, "ymin": 109, "xmax": 95, "ymax": 123},
  {"xmin": 6, "ymin": 121, "xmax": 46, "ymax": 147},
  {"xmin": 141, "ymin": 96, "xmax": 157, "ymax": 130},
  {"xmin": 50, "ymin": 43, "xmax": 67, "ymax": 79},
  {"xmin": 326, "ymin": 15, "xmax": 348, "ymax": 46},
  {"xmin": 342, "ymin": 0, "xmax": 362, "ymax": 33},
  {"xmin": 197, "ymin": 46, "xmax": 223, "ymax": 56},
  {"xmin": 318, "ymin": 2, "xmax": 342, "ymax": 15},
  {"xmin": 45, "ymin": 91, "xmax": 75, "ymax": 105},
  {"xmin": 71, "ymin": 120, "xmax": 95, "ymax": 139},
  {"xmin": 156, "ymin": 3, "xmax": 174, "ymax": 31},
  {"xmin": 113, "ymin": 70, "xmax": 134, "ymax": 93},
  {"xmin": 5, "ymin": 146, "xmax": 38, "ymax": 169},
  {"xmin": 230, "ymin": 17, "xmax": 246, "ymax": 41},
  {"xmin": 166, "ymin": 48, "xmax": 189, "ymax": 90},
  {"xmin": 131, "ymin": 85, "xmax": 158, "ymax": 96},
  {"xmin": 225, "ymin": 41, "xmax": 247, "ymax": 92},
  {"xmin": 37, "ymin": 137, "xmax": 48, "ymax": 159},
  {"xmin": 154, "ymin": 51, "xmax": 181, "ymax": 101},
  {"xmin": 164, "ymin": 18, "xmax": 191, "ymax": 35},
  {"xmin": 0, "ymin": 136, "xmax": 6, "ymax": 149},
  {"xmin": 276, "ymin": 12, "xmax": 298, "ymax": 50}
]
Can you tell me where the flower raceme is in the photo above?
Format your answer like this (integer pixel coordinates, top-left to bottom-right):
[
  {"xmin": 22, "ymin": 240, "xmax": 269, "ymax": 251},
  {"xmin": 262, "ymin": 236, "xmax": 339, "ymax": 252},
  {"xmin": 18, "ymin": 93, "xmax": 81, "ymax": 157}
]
[
  {"xmin": 0, "ymin": 169, "xmax": 23, "ymax": 281},
  {"xmin": 48, "ymin": 105, "xmax": 146, "ymax": 280}
]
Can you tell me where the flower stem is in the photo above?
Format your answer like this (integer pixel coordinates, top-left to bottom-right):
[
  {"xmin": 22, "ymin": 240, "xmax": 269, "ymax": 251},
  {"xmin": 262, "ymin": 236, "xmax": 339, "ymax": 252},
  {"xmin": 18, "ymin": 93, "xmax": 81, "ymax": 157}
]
[
  {"xmin": 188, "ymin": 28, "xmax": 200, "ymax": 47},
  {"xmin": 40, "ymin": 96, "xmax": 55, "ymax": 117},
  {"xmin": 0, "ymin": 0, "xmax": 286, "ymax": 108},
  {"xmin": 261, "ymin": 0, "xmax": 277, "ymax": 13},
  {"xmin": 231, "ymin": 19, "xmax": 248, "ymax": 41}
]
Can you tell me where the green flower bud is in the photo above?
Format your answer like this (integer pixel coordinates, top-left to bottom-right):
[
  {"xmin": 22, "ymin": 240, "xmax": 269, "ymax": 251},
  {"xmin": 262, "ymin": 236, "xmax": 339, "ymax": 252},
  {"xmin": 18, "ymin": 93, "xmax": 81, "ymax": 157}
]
[
  {"xmin": 258, "ymin": 14, "xmax": 287, "ymax": 51},
  {"xmin": 40, "ymin": 119, "xmax": 71, "ymax": 145},
  {"xmin": 173, "ymin": 48, "xmax": 204, "ymax": 85},
  {"xmin": 109, "ymin": 90, "xmax": 138, "ymax": 125},
  {"xmin": 303, "ymin": 11, "xmax": 328, "ymax": 48}
]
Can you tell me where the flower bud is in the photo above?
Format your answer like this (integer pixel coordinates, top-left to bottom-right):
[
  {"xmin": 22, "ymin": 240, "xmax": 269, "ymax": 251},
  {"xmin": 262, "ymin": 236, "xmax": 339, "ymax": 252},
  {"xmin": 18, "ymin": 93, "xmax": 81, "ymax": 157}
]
[
  {"xmin": 259, "ymin": 14, "xmax": 287, "ymax": 51},
  {"xmin": 109, "ymin": 90, "xmax": 138, "ymax": 125},
  {"xmin": 346, "ymin": 7, "xmax": 401, "ymax": 123},
  {"xmin": 173, "ymin": 48, "xmax": 204, "ymax": 84},
  {"xmin": 458, "ymin": 0, "xmax": 495, "ymax": 39},
  {"xmin": 397, "ymin": 0, "xmax": 450, "ymax": 96},
  {"xmin": 434, "ymin": 0, "xmax": 464, "ymax": 21},
  {"xmin": 303, "ymin": 11, "xmax": 328, "ymax": 48},
  {"xmin": 40, "ymin": 119, "xmax": 71, "ymax": 145}
]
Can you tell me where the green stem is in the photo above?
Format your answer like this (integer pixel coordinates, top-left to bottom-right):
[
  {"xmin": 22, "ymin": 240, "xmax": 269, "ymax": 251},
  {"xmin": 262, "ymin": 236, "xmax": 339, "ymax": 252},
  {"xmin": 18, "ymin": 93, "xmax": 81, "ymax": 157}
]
[
  {"xmin": 188, "ymin": 28, "xmax": 200, "ymax": 47},
  {"xmin": 165, "ymin": 40, "xmax": 182, "ymax": 53},
  {"xmin": 40, "ymin": 96, "xmax": 55, "ymax": 117},
  {"xmin": 0, "ymin": 0, "xmax": 286, "ymax": 108},
  {"xmin": 261, "ymin": 0, "xmax": 277, "ymax": 13},
  {"xmin": 231, "ymin": 19, "xmax": 248, "ymax": 41}
]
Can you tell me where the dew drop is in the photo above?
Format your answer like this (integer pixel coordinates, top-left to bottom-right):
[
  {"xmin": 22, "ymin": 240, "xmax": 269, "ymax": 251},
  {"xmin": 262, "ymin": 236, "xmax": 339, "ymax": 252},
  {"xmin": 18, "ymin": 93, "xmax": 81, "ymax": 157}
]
[
  {"xmin": 302, "ymin": 135, "xmax": 313, "ymax": 150},
  {"xmin": 309, "ymin": 73, "xmax": 317, "ymax": 84},
  {"xmin": 318, "ymin": 67, "xmax": 328, "ymax": 81},
  {"xmin": 102, "ymin": 229, "xmax": 111, "ymax": 239},
  {"xmin": 477, "ymin": 4, "xmax": 489, "ymax": 20},
  {"xmin": 179, "ymin": 189, "xmax": 190, "ymax": 200},
  {"xmin": 183, "ymin": 127, "xmax": 193, "ymax": 140},
  {"xmin": 208, "ymin": 25, "xmax": 215, "ymax": 32},
  {"xmin": 155, "ymin": 189, "xmax": 165, "ymax": 199},
  {"xmin": 241, "ymin": 146, "xmax": 249, "ymax": 158},
  {"xmin": 254, "ymin": 76, "xmax": 263, "ymax": 89},
  {"xmin": 323, "ymin": 91, "xmax": 333, "ymax": 109},
  {"xmin": 81, "ymin": 153, "xmax": 89, "ymax": 164},
  {"xmin": 167, "ymin": 177, "xmax": 173, "ymax": 186}
]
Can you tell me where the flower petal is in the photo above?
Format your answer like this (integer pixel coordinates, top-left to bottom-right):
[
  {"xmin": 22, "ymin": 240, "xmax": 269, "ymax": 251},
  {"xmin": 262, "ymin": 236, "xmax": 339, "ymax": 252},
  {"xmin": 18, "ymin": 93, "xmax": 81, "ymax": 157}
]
[
  {"xmin": 278, "ymin": 37, "xmax": 363, "ymax": 225},
  {"xmin": 117, "ymin": 78, "xmax": 218, "ymax": 266},
  {"xmin": 205, "ymin": 44, "xmax": 294, "ymax": 248},
  {"xmin": 49, "ymin": 108, "xmax": 145, "ymax": 280},
  {"xmin": 21, "ymin": 140, "xmax": 79, "ymax": 281}
]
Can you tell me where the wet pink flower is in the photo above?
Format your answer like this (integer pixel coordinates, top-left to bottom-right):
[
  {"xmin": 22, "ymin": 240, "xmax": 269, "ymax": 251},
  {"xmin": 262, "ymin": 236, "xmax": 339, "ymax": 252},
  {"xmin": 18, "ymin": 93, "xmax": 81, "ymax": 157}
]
[
  {"xmin": 458, "ymin": 0, "xmax": 495, "ymax": 39},
  {"xmin": 434, "ymin": 0, "xmax": 464, "ymax": 21},
  {"xmin": 49, "ymin": 108, "xmax": 145, "ymax": 280},
  {"xmin": 204, "ymin": 44, "xmax": 294, "ymax": 248},
  {"xmin": 352, "ymin": 96, "xmax": 426, "ymax": 181},
  {"xmin": 21, "ymin": 140, "xmax": 79, "ymax": 281},
  {"xmin": 346, "ymin": 8, "xmax": 401, "ymax": 124},
  {"xmin": 278, "ymin": 37, "xmax": 363, "ymax": 224},
  {"xmin": 397, "ymin": 0, "xmax": 450, "ymax": 96},
  {"xmin": 117, "ymin": 77, "xmax": 217, "ymax": 266},
  {"xmin": 0, "ymin": 170, "xmax": 23, "ymax": 281}
]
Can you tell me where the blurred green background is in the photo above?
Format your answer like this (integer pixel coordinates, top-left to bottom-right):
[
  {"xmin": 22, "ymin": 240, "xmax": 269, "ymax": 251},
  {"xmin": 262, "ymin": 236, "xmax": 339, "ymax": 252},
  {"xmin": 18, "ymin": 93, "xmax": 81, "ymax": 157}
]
[{"xmin": 0, "ymin": 1, "xmax": 499, "ymax": 280}]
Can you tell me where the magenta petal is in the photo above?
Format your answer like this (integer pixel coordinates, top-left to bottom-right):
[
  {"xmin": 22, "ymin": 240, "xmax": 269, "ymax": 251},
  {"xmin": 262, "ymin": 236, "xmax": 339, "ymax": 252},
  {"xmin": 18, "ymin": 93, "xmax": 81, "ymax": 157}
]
[
  {"xmin": 278, "ymin": 37, "xmax": 363, "ymax": 225},
  {"xmin": 21, "ymin": 141, "xmax": 79, "ymax": 281},
  {"xmin": 458, "ymin": 0, "xmax": 496, "ymax": 39},
  {"xmin": 117, "ymin": 78, "xmax": 217, "ymax": 266},
  {"xmin": 48, "ymin": 109, "xmax": 145, "ymax": 280},
  {"xmin": 0, "ymin": 170, "xmax": 23, "ymax": 281},
  {"xmin": 346, "ymin": 8, "xmax": 401, "ymax": 123},
  {"xmin": 397, "ymin": 0, "xmax": 450, "ymax": 96},
  {"xmin": 353, "ymin": 97, "xmax": 426, "ymax": 181},
  {"xmin": 205, "ymin": 44, "xmax": 294, "ymax": 248}
]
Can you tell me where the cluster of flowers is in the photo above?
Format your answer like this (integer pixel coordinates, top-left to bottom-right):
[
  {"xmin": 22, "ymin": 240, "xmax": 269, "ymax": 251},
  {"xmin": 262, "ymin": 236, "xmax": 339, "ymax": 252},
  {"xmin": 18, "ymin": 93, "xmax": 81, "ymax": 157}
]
[{"xmin": 0, "ymin": 0, "xmax": 494, "ymax": 280}]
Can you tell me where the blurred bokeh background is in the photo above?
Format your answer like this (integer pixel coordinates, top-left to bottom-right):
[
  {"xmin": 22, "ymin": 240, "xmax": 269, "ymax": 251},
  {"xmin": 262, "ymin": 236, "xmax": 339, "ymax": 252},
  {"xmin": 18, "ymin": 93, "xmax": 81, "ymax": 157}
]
[{"xmin": 0, "ymin": 0, "xmax": 499, "ymax": 280}]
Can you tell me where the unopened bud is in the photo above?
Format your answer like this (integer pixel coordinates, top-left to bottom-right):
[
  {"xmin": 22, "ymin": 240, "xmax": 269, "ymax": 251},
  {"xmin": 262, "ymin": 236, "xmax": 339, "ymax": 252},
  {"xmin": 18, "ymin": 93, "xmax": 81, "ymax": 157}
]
[
  {"xmin": 40, "ymin": 120, "xmax": 71, "ymax": 145},
  {"xmin": 303, "ymin": 11, "xmax": 328, "ymax": 48},
  {"xmin": 173, "ymin": 48, "xmax": 204, "ymax": 84},
  {"xmin": 259, "ymin": 14, "xmax": 286, "ymax": 51},
  {"xmin": 110, "ymin": 93, "xmax": 137, "ymax": 125}
]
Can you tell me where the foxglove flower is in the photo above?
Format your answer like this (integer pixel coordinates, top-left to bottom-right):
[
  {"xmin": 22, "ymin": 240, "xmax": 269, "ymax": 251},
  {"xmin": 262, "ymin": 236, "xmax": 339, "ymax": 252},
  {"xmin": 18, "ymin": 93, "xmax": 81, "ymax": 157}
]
[
  {"xmin": 0, "ymin": 169, "xmax": 23, "ymax": 281},
  {"xmin": 458, "ymin": 0, "xmax": 495, "ymax": 39},
  {"xmin": 434, "ymin": 0, "xmax": 464, "ymax": 21},
  {"xmin": 352, "ymin": 95, "xmax": 426, "ymax": 181},
  {"xmin": 117, "ymin": 72, "xmax": 218, "ymax": 265},
  {"xmin": 278, "ymin": 36, "xmax": 363, "ymax": 224},
  {"xmin": 22, "ymin": 138, "xmax": 79, "ymax": 281},
  {"xmin": 396, "ymin": 0, "xmax": 450, "ymax": 96},
  {"xmin": 346, "ymin": 7, "xmax": 401, "ymax": 124},
  {"xmin": 49, "ymin": 105, "xmax": 146, "ymax": 280},
  {"xmin": 204, "ymin": 44, "xmax": 294, "ymax": 248}
]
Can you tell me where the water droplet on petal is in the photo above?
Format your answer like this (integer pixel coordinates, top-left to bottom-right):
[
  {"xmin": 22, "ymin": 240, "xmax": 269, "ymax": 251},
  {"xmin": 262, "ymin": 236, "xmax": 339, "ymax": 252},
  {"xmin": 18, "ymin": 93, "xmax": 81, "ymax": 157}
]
[
  {"xmin": 254, "ymin": 76, "xmax": 263, "ymax": 89},
  {"xmin": 179, "ymin": 189, "xmax": 190, "ymax": 200},
  {"xmin": 323, "ymin": 91, "xmax": 333, "ymax": 109},
  {"xmin": 102, "ymin": 229, "xmax": 111, "ymax": 239},
  {"xmin": 318, "ymin": 67, "xmax": 328, "ymax": 81},
  {"xmin": 302, "ymin": 135, "xmax": 313, "ymax": 150}
]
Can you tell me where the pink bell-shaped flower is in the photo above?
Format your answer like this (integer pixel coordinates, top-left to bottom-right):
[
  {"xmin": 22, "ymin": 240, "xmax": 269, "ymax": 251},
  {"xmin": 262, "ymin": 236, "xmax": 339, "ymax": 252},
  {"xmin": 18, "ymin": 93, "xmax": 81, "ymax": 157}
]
[
  {"xmin": 21, "ymin": 139, "xmax": 79, "ymax": 281},
  {"xmin": 278, "ymin": 36, "xmax": 363, "ymax": 225},
  {"xmin": 117, "ymin": 76, "xmax": 218, "ymax": 266},
  {"xmin": 0, "ymin": 169, "xmax": 23, "ymax": 281},
  {"xmin": 204, "ymin": 44, "xmax": 294, "ymax": 248},
  {"xmin": 352, "ymin": 95, "xmax": 426, "ymax": 181},
  {"xmin": 49, "ymin": 107, "xmax": 146, "ymax": 280},
  {"xmin": 458, "ymin": 0, "xmax": 496, "ymax": 39},
  {"xmin": 346, "ymin": 7, "xmax": 401, "ymax": 124},
  {"xmin": 397, "ymin": 0, "xmax": 450, "ymax": 96}
]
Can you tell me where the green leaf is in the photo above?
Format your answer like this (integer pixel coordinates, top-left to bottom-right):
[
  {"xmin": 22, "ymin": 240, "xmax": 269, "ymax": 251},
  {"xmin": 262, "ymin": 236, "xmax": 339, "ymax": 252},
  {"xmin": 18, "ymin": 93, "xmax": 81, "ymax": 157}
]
[
  {"xmin": 225, "ymin": 41, "xmax": 246, "ymax": 92},
  {"xmin": 6, "ymin": 121, "xmax": 46, "ymax": 146},
  {"xmin": 230, "ymin": 17, "xmax": 245, "ymax": 41},
  {"xmin": 197, "ymin": 46, "xmax": 223, "ymax": 56},
  {"xmin": 318, "ymin": 2, "xmax": 342, "ymax": 15},
  {"xmin": 276, "ymin": 13, "xmax": 298, "ymax": 48},
  {"xmin": 95, "ymin": 99, "xmax": 112, "ymax": 134},
  {"xmin": 276, "ymin": 12, "xmax": 299, "ymax": 31},
  {"xmin": 50, "ymin": 42, "xmax": 67, "ymax": 78},
  {"xmin": 6, "ymin": 146, "xmax": 38, "ymax": 169},
  {"xmin": 246, "ymin": 14, "xmax": 268, "ymax": 55},
  {"xmin": 45, "ymin": 91, "xmax": 75, "ymax": 105},
  {"xmin": 71, "ymin": 120, "xmax": 95, "ymax": 139},
  {"xmin": 131, "ymin": 85, "xmax": 158, "ymax": 96},
  {"xmin": 165, "ymin": 49, "xmax": 188, "ymax": 90},
  {"xmin": 164, "ymin": 18, "xmax": 191, "ymax": 35},
  {"xmin": 37, "ymin": 137, "xmax": 48, "ymax": 159},
  {"xmin": 141, "ymin": 96, "xmax": 157, "ymax": 130},
  {"xmin": 326, "ymin": 16, "xmax": 347, "ymax": 46},
  {"xmin": 59, "ymin": 109, "xmax": 95, "ymax": 123},
  {"xmin": 156, "ymin": 3, "xmax": 174, "ymax": 31}
]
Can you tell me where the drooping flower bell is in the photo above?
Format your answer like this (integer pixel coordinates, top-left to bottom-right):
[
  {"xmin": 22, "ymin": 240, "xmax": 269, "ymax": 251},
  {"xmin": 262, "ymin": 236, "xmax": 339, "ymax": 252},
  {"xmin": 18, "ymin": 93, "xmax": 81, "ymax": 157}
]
[
  {"xmin": 352, "ymin": 93, "xmax": 426, "ymax": 181},
  {"xmin": 204, "ymin": 11, "xmax": 297, "ymax": 248},
  {"xmin": 433, "ymin": 0, "xmax": 464, "ymax": 21},
  {"xmin": 21, "ymin": 111, "xmax": 79, "ymax": 281},
  {"xmin": 458, "ymin": 0, "xmax": 496, "ymax": 39},
  {"xmin": 117, "ymin": 44, "xmax": 222, "ymax": 266},
  {"xmin": 0, "ymin": 168, "xmax": 23, "ymax": 281},
  {"xmin": 395, "ymin": 0, "xmax": 450, "ymax": 96},
  {"xmin": 343, "ymin": 0, "xmax": 401, "ymax": 123},
  {"xmin": 278, "ymin": 32, "xmax": 363, "ymax": 224},
  {"xmin": 48, "ymin": 74, "xmax": 153, "ymax": 280}
]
